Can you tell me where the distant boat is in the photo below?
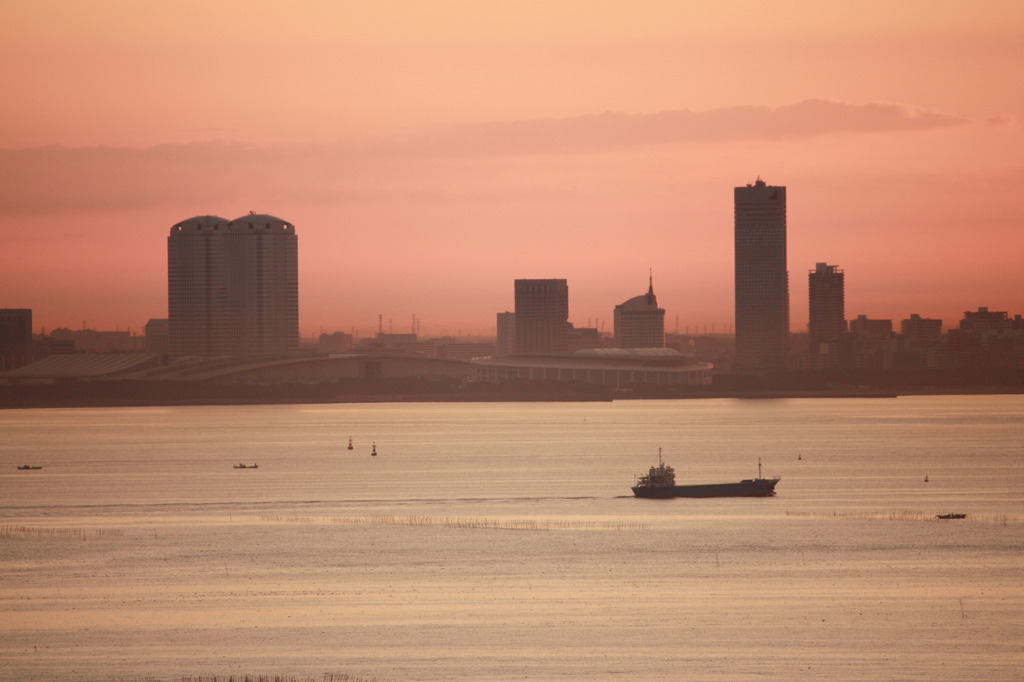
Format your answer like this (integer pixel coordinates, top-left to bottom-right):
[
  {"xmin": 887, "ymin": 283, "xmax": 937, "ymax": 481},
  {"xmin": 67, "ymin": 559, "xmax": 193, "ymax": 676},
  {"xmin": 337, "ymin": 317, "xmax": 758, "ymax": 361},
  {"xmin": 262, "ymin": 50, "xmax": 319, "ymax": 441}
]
[
  {"xmin": 347, "ymin": 437, "xmax": 354, "ymax": 450},
  {"xmin": 371, "ymin": 442, "xmax": 377, "ymax": 457},
  {"xmin": 936, "ymin": 513, "xmax": 966, "ymax": 520},
  {"xmin": 233, "ymin": 463, "xmax": 259, "ymax": 469},
  {"xmin": 17, "ymin": 465, "xmax": 43, "ymax": 470},
  {"xmin": 632, "ymin": 450, "xmax": 779, "ymax": 498}
]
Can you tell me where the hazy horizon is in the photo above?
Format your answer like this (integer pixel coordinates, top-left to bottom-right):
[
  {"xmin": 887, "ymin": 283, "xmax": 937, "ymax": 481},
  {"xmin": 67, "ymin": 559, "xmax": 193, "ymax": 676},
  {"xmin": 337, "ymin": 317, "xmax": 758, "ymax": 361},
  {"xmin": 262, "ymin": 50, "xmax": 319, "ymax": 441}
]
[{"xmin": 2, "ymin": 2, "xmax": 1022, "ymax": 338}]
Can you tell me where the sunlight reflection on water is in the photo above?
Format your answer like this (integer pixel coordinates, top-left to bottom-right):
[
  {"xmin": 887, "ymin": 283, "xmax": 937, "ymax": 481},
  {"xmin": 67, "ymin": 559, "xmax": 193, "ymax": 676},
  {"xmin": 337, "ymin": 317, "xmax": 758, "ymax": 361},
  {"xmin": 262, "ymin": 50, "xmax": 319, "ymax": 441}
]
[{"xmin": 1, "ymin": 396, "xmax": 1022, "ymax": 680}]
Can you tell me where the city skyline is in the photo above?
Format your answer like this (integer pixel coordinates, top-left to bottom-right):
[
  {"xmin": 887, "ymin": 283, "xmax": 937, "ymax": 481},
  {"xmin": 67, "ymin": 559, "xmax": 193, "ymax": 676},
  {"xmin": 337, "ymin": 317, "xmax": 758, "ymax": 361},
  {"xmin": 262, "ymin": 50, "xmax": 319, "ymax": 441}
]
[{"xmin": 2, "ymin": 2, "xmax": 1023, "ymax": 337}]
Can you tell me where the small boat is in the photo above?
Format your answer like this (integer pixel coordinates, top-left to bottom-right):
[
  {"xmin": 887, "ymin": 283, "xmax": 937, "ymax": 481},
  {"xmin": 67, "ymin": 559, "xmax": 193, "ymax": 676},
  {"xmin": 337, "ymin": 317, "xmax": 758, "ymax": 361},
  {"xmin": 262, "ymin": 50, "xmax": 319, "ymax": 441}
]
[
  {"xmin": 371, "ymin": 443, "xmax": 377, "ymax": 457},
  {"xmin": 936, "ymin": 513, "xmax": 966, "ymax": 520},
  {"xmin": 347, "ymin": 437, "xmax": 354, "ymax": 450},
  {"xmin": 17, "ymin": 465, "xmax": 43, "ymax": 470},
  {"xmin": 233, "ymin": 463, "xmax": 259, "ymax": 469},
  {"xmin": 632, "ymin": 450, "xmax": 779, "ymax": 498}
]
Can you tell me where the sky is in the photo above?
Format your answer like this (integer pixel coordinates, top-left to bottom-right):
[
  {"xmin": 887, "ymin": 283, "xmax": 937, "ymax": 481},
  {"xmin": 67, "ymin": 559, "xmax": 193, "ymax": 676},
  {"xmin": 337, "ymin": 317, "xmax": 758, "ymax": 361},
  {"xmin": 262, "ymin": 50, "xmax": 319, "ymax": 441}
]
[{"xmin": 2, "ymin": 0, "xmax": 1023, "ymax": 338}]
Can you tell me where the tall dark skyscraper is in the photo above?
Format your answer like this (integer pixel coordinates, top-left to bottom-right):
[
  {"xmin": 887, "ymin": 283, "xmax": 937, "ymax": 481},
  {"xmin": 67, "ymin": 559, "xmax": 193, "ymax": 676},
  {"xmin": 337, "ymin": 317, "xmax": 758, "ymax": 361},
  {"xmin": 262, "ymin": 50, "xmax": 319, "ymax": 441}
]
[
  {"xmin": 807, "ymin": 262, "xmax": 846, "ymax": 368},
  {"xmin": 168, "ymin": 214, "xmax": 298, "ymax": 357},
  {"xmin": 734, "ymin": 178, "xmax": 789, "ymax": 370},
  {"xmin": 514, "ymin": 279, "xmax": 569, "ymax": 354}
]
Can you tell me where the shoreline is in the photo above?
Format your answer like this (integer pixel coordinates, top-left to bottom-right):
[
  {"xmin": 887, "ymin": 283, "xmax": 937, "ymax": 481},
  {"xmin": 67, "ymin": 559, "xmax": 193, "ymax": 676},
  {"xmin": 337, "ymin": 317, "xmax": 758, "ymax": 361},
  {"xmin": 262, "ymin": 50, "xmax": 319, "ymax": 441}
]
[{"xmin": 3, "ymin": 384, "xmax": 1022, "ymax": 410}]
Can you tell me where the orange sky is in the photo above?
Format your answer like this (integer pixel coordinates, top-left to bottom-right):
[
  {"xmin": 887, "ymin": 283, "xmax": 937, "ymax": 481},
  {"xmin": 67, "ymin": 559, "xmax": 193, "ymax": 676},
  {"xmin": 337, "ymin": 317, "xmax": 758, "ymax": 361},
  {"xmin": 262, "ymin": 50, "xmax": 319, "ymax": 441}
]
[{"xmin": 2, "ymin": 1, "xmax": 1023, "ymax": 338}]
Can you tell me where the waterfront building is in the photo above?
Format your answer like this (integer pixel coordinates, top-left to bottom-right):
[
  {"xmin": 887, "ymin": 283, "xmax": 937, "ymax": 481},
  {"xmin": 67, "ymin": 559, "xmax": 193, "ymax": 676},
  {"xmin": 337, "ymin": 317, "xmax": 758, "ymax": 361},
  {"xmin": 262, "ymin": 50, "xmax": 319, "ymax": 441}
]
[
  {"xmin": 897, "ymin": 314, "xmax": 944, "ymax": 369},
  {"xmin": 959, "ymin": 306, "xmax": 1012, "ymax": 333},
  {"xmin": 614, "ymin": 276, "xmax": 665, "ymax": 349},
  {"xmin": 807, "ymin": 263, "xmax": 846, "ymax": 368},
  {"xmin": 566, "ymin": 325, "xmax": 603, "ymax": 353},
  {"xmin": 437, "ymin": 341, "xmax": 497, "ymax": 361},
  {"xmin": 49, "ymin": 327, "xmax": 138, "ymax": 353},
  {"xmin": 849, "ymin": 315, "xmax": 895, "ymax": 369},
  {"xmin": 168, "ymin": 214, "xmax": 298, "ymax": 356},
  {"xmin": 0, "ymin": 308, "xmax": 32, "ymax": 370},
  {"xmin": 513, "ymin": 279, "xmax": 569, "ymax": 355},
  {"xmin": 734, "ymin": 178, "xmax": 789, "ymax": 370},
  {"xmin": 496, "ymin": 311, "xmax": 516, "ymax": 356},
  {"xmin": 948, "ymin": 307, "xmax": 1024, "ymax": 367},
  {"xmin": 901, "ymin": 313, "xmax": 943, "ymax": 338},
  {"xmin": 318, "ymin": 331, "xmax": 354, "ymax": 354},
  {"xmin": 145, "ymin": 319, "xmax": 170, "ymax": 354}
]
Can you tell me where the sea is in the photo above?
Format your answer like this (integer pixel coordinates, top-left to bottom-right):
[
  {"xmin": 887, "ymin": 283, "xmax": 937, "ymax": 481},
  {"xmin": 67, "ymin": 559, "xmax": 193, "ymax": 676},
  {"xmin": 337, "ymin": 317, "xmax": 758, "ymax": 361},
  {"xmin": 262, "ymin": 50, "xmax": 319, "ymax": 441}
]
[{"xmin": 1, "ymin": 395, "xmax": 1022, "ymax": 681}]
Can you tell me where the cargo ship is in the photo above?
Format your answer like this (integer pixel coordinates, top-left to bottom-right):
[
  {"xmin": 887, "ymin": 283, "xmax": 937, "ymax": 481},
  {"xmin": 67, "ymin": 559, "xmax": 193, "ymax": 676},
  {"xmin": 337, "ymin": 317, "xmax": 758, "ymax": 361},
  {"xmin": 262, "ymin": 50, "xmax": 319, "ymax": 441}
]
[{"xmin": 632, "ymin": 451, "xmax": 779, "ymax": 498}]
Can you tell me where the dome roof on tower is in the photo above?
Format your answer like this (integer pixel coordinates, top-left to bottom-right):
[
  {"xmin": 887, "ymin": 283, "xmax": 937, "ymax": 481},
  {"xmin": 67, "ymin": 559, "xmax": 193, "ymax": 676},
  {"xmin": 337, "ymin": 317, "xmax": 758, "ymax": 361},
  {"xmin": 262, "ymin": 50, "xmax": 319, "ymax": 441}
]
[
  {"xmin": 170, "ymin": 215, "xmax": 230, "ymax": 233},
  {"xmin": 617, "ymin": 292, "xmax": 659, "ymax": 310},
  {"xmin": 615, "ymin": 274, "xmax": 661, "ymax": 310},
  {"xmin": 228, "ymin": 214, "xmax": 295, "ymax": 231}
]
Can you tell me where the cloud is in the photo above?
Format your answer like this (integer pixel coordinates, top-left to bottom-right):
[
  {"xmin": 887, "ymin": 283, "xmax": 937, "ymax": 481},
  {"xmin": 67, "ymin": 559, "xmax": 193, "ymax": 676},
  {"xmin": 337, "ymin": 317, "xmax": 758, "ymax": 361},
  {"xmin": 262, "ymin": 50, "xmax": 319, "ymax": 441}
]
[
  {"xmin": 987, "ymin": 113, "xmax": 1017, "ymax": 126},
  {"xmin": 0, "ymin": 142, "xmax": 322, "ymax": 215},
  {"xmin": 404, "ymin": 99, "xmax": 974, "ymax": 156},
  {"xmin": 0, "ymin": 100, "xmax": 978, "ymax": 215}
]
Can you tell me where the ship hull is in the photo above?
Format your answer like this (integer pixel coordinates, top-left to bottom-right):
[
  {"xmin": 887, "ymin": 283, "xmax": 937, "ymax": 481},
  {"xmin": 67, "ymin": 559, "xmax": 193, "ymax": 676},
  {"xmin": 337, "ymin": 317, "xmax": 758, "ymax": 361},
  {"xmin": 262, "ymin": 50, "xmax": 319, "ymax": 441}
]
[{"xmin": 632, "ymin": 478, "xmax": 779, "ymax": 498}]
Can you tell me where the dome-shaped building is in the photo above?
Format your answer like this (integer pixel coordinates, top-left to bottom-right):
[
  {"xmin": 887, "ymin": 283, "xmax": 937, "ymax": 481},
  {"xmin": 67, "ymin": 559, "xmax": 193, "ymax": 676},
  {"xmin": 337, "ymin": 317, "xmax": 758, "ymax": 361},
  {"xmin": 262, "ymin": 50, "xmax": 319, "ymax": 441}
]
[
  {"xmin": 168, "ymin": 213, "xmax": 298, "ymax": 357},
  {"xmin": 170, "ymin": 215, "xmax": 230, "ymax": 232},
  {"xmin": 226, "ymin": 214, "xmax": 296, "ymax": 232},
  {"xmin": 614, "ymin": 275, "xmax": 665, "ymax": 349}
]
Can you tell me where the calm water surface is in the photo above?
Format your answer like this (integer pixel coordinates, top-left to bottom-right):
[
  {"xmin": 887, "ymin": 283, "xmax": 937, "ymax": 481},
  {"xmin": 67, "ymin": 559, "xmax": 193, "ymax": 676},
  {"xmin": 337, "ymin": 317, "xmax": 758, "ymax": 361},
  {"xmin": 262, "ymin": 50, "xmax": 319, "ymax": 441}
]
[{"xmin": 1, "ymin": 396, "xmax": 1022, "ymax": 680}]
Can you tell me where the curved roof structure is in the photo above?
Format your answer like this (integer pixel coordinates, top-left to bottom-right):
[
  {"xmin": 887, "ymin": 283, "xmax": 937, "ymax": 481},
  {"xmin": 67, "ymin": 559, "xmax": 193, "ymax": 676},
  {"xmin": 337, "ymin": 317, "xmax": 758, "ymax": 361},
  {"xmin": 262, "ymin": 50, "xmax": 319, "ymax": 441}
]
[
  {"xmin": 169, "ymin": 215, "xmax": 230, "ymax": 233},
  {"xmin": 169, "ymin": 214, "xmax": 296, "ymax": 235},
  {"xmin": 574, "ymin": 348, "xmax": 680, "ymax": 359},
  {"xmin": 228, "ymin": 214, "xmax": 295, "ymax": 231},
  {"xmin": 0, "ymin": 353, "xmax": 162, "ymax": 379},
  {"xmin": 617, "ymin": 292, "xmax": 658, "ymax": 310},
  {"xmin": 471, "ymin": 348, "xmax": 712, "ymax": 386},
  {"xmin": 615, "ymin": 275, "xmax": 660, "ymax": 310}
]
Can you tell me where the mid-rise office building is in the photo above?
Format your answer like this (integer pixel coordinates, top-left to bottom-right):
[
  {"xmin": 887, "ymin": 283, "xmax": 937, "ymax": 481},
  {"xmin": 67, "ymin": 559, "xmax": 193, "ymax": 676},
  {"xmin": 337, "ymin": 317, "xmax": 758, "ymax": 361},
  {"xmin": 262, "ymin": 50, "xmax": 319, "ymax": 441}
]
[
  {"xmin": 807, "ymin": 263, "xmax": 846, "ymax": 368},
  {"xmin": 145, "ymin": 318, "xmax": 170, "ymax": 354},
  {"xmin": 959, "ymin": 306, "xmax": 1012, "ymax": 333},
  {"xmin": 901, "ymin": 314, "xmax": 943, "ymax": 338},
  {"xmin": 496, "ymin": 311, "xmax": 516, "ymax": 356},
  {"xmin": 734, "ymin": 178, "xmax": 789, "ymax": 370},
  {"xmin": 513, "ymin": 279, "xmax": 569, "ymax": 354},
  {"xmin": 168, "ymin": 214, "xmax": 298, "ymax": 356},
  {"xmin": 614, "ymin": 276, "xmax": 665, "ymax": 349},
  {"xmin": 849, "ymin": 315, "xmax": 895, "ymax": 369},
  {"xmin": 897, "ymin": 314, "xmax": 944, "ymax": 369}
]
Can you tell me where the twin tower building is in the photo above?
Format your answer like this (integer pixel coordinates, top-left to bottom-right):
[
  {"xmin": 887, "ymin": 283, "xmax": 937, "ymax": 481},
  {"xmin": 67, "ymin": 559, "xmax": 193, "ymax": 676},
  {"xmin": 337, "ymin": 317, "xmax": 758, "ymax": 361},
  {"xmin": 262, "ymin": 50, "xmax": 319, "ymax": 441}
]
[
  {"xmin": 167, "ymin": 214, "xmax": 298, "ymax": 357},
  {"xmin": 167, "ymin": 178, "xmax": 791, "ymax": 367}
]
